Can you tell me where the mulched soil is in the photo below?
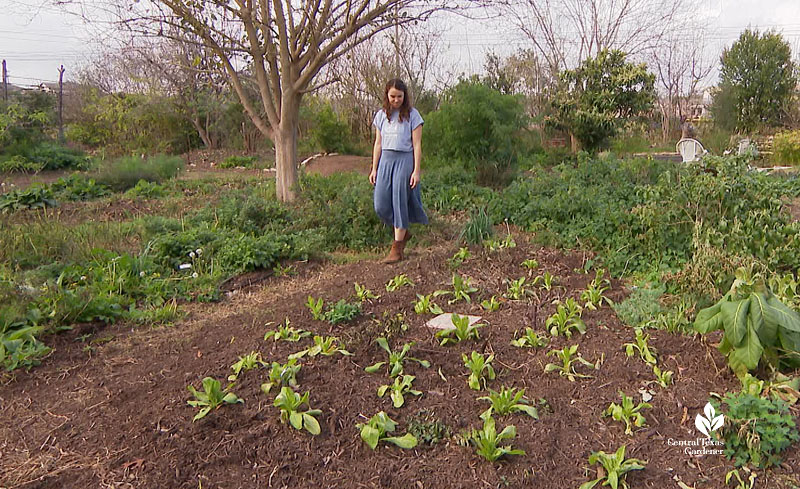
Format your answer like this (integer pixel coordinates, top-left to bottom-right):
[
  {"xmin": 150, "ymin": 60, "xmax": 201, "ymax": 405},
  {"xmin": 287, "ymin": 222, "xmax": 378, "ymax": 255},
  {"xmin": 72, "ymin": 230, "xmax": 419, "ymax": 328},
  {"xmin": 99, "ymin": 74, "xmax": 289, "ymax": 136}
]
[{"xmin": 2, "ymin": 237, "xmax": 798, "ymax": 489}]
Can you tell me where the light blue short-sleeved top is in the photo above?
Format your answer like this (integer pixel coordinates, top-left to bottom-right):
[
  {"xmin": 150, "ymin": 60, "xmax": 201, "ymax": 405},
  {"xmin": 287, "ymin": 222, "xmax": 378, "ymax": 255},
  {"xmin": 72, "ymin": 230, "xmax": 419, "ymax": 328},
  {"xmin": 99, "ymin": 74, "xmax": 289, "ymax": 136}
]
[{"xmin": 373, "ymin": 108, "xmax": 424, "ymax": 152}]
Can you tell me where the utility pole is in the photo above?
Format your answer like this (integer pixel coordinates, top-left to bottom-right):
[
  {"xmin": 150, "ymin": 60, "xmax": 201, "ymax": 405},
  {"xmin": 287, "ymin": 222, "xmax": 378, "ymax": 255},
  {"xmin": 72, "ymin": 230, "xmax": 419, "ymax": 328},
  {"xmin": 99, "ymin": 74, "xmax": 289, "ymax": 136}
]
[
  {"xmin": 58, "ymin": 64, "xmax": 65, "ymax": 142},
  {"xmin": 2, "ymin": 60, "xmax": 7, "ymax": 103}
]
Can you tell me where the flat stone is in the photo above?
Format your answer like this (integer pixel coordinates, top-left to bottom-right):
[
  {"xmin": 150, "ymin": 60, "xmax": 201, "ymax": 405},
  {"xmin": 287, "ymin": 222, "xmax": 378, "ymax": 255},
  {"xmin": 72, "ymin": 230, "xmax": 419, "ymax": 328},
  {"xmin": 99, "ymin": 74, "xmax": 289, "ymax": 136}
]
[{"xmin": 426, "ymin": 313, "xmax": 483, "ymax": 331}]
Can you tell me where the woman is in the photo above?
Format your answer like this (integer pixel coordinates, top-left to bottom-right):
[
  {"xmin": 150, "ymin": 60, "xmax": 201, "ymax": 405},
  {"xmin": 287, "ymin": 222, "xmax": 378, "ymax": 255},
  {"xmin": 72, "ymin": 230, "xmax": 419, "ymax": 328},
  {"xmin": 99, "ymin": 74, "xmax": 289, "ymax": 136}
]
[{"xmin": 370, "ymin": 79, "xmax": 428, "ymax": 264}]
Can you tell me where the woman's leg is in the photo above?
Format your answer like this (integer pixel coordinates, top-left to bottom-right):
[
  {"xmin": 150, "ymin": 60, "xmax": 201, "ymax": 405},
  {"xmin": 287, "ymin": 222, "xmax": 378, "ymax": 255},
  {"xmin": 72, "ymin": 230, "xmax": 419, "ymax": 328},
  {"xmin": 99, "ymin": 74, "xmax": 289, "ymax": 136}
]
[{"xmin": 393, "ymin": 227, "xmax": 408, "ymax": 241}]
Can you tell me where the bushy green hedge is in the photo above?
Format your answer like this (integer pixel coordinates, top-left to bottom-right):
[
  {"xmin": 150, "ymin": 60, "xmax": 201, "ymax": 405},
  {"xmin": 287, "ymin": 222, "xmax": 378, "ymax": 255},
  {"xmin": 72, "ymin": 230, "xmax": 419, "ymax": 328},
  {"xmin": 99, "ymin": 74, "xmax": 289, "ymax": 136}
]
[
  {"xmin": 773, "ymin": 130, "xmax": 800, "ymax": 166},
  {"xmin": 93, "ymin": 155, "xmax": 184, "ymax": 191}
]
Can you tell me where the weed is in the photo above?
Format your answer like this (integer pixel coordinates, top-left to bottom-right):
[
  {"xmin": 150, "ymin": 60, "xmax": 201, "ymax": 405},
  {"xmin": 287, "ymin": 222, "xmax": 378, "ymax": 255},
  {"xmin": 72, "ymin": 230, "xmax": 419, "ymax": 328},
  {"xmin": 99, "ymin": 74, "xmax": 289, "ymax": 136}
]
[
  {"xmin": 187, "ymin": 377, "xmax": 243, "ymax": 421},
  {"xmin": 448, "ymin": 247, "xmax": 472, "ymax": 269},
  {"xmin": 272, "ymin": 263, "xmax": 296, "ymax": 277},
  {"xmin": 386, "ymin": 274, "xmax": 414, "ymax": 292},
  {"xmin": 435, "ymin": 313, "xmax": 483, "ymax": 346},
  {"xmin": 510, "ymin": 328, "xmax": 549, "ymax": 348},
  {"xmin": 603, "ymin": 391, "xmax": 651, "ymax": 435},
  {"xmin": 407, "ymin": 409, "xmax": 450, "ymax": 445},
  {"xmin": 358, "ymin": 411, "xmax": 418, "ymax": 450},
  {"xmin": 413, "ymin": 294, "xmax": 444, "ymax": 315},
  {"xmin": 378, "ymin": 374, "xmax": 423, "ymax": 408},
  {"xmin": 463, "ymin": 351, "xmax": 496, "ymax": 390},
  {"xmin": 544, "ymin": 345, "xmax": 596, "ymax": 381},
  {"xmin": 273, "ymin": 386, "xmax": 322, "ymax": 435},
  {"xmin": 260, "ymin": 359, "xmax": 301, "ymax": 394},
  {"xmin": 228, "ymin": 351, "xmax": 267, "ymax": 381},
  {"xmin": 478, "ymin": 386, "xmax": 539, "ymax": 420},
  {"xmin": 624, "ymin": 328, "xmax": 658, "ymax": 365},
  {"xmin": 579, "ymin": 445, "xmax": 646, "ymax": 489},
  {"xmin": 468, "ymin": 416, "xmax": 525, "ymax": 462},
  {"xmin": 460, "ymin": 207, "xmax": 493, "ymax": 245},
  {"xmin": 365, "ymin": 337, "xmax": 430, "ymax": 377},
  {"xmin": 322, "ymin": 299, "xmax": 361, "ymax": 325}
]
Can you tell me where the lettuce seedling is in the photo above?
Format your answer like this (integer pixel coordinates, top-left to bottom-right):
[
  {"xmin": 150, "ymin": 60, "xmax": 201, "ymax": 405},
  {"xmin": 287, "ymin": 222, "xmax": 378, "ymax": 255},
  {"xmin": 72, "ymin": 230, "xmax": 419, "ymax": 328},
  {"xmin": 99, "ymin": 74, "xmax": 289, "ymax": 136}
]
[
  {"xmin": 358, "ymin": 411, "xmax": 418, "ymax": 450},
  {"xmin": 228, "ymin": 351, "xmax": 267, "ymax": 381},
  {"xmin": 448, "ymin": 247, "xmax": 472, "ymax": 269},
  {"xmin": 306, "ymin": 295, "xmax": 324, "ymax": 320},
  {"xmin": 413, "ymin": 294, "xmax": 444, "ymax": 315},
  {"xmin": 533, "ymin": 272, "xmax": 557, "ymax": 291},
  {"xmin": 187, "ymin": 377, "xmax": 243, "ymax": 421},
  {"xmin": 481, "ymin": 295, "xmax": 501, "ymax": 312},
  {"xmin": 478, "ymin": 386, "xmax": 539, "ymax": 420},
  {"xmin": 580, "ymin": 270, "xmax": 612, "ymax": 310},
  {"xmin": 386, "ymin": 274, "xmax": 414, "ymax": 292},
  {"xmin": 624, "ymin": 328, "xmax": 657, "ymax": 365},
  {"xmin": 274, "ymin": 386, "xmax": 322, "ymax": 435},
  {"xmin": 505, "ymin": 277, "xmax": 531, "ymax": 300},
  {"xmin": 521, "ymin": 258, "xmax": 539, "ymax": 270},
  {"xmin": 579, "ymin": 445, "xmax": 646, "ymax": 489},
  {"xmin": 354, "ymin": 283, "xmax": 380, "ymax": 302},
  {"xmin": 544, "ymin": 345, "xmax": 596, "ymax": 381},
  {"xmin": 365, "ymin": 337, "xmax": 430, "ymax": 377},
  {"xmin": 377, "ymin": 374, "xmax": 422, "ymax": 408},
  {"xmin": 322, "ymin": 299, "xmax": 361, "ymax": 324},
  {"xmin": 264, "ymin": 318, "xmax": 311, "ymax": 342},
  {"xmin": 434, "ymin": 274, "xmax": 478, "ymax": 304},
  {"xmin": 652, "ymin": 365, "xmax": 673, "ymax": 388},
  {"xmin": 468, "ymin": 416, "xmax": 525, "ymax": 462},
  {"xmin": 289, "ymin": 335, "xmax": 352, "ymax": 360},
  {"xmin": 463, "ymin": 351, "xmax": 496, "ymax": 390},
  {"xmin": 603, "ymin": 391, "xmax": 651, "ymax": 435},
  {"xmin": 435, "ymin": 313, "xmax": 483, "ymax": 346},
  {"xmin": 546, "ymin": 299, "xmax": 586, "ymax": 338},
  {"xmin": 511, "ymin": 328, "xmax": 549, "ymax": 348},
  {"xmin": 260, "ymin": 358, "xmax": 301, "ymax": 394}
]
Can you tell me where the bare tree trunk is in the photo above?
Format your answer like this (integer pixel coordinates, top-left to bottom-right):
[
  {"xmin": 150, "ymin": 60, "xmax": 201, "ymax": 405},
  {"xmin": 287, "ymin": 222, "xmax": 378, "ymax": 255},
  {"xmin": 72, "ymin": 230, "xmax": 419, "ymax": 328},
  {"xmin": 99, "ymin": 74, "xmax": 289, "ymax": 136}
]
[
  {"xmin": 190, "ymin": 117, "xmax": 214, "ymax": 148},
  {"xmin": 275, "ymin": 93, "xmax": 299, "ymax": 201}
]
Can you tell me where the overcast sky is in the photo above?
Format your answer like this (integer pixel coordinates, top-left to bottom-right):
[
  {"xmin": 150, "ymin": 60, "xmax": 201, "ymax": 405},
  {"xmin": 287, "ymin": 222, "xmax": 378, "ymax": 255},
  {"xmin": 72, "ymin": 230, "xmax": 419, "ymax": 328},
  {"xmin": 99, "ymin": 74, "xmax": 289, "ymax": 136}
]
[{"xmin": 1, "ymin": 0, "xmax": 799, "ymax": 88}]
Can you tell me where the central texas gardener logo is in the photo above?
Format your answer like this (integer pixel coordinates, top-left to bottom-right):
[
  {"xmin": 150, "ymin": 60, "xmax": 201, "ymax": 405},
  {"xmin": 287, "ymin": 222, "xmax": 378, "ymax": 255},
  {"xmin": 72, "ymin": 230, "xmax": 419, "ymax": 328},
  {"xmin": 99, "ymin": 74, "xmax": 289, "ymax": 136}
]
[{"xmin": 695, "ymin": 402, "xmax": 724, "ymax": 438}]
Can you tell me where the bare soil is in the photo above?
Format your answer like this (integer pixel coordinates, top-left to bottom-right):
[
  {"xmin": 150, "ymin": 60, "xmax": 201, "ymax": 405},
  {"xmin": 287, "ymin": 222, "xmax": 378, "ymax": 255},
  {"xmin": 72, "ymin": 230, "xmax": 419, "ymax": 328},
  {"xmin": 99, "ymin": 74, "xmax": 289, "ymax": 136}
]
[{"xmin": 2, "ymin": 238, "xmax": 798, "ymax": 489}]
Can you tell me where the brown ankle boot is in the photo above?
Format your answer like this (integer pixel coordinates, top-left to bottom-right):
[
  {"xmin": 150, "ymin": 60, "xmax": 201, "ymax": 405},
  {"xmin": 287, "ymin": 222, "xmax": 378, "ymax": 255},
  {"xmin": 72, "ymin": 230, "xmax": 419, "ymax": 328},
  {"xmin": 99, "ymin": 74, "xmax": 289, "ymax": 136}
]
[
  {"xmin": 402, "ymin": 231, "xmax": 412, "ymax": 243},
  {"xmin": 382, "ymin": 240, "xmax": 405, "ymax": 264}
]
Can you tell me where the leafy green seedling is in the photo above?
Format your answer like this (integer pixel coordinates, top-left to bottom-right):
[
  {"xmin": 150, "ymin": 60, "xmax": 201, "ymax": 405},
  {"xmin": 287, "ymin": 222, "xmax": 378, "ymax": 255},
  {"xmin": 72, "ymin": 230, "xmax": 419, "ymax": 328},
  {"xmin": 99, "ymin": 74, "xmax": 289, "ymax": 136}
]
[
  {"xmin": 478, "ymin": 386, "xmax": 539, "ymax": 420},
  {"xmin": 289, "ymin": 335, "xmax": 352, "ymax": 360},
  {"xmin": 306, "ymin": 295, "xmax": 324, "ymax": 320},
  {"xmin": 505, "ymin": 277, "xmax": 531, "ymax": 300},
  {"xmin": 603, "ymin": 391, "xmax": 651, "ymax": 435},
  {"xmin": 228, "ymin": 351, "xmax": 267, "ymax": 381},
  {"xmin": 365, "ymin": 337, "xmax": 430, "ymax": 377},
  {"xmin": 579, "ymin": 445, "xmax": 647, "ymax": 489},
  {"xmin": 260, "ymin": 358, "xmax": 301, "ymax": 394},
  {"xmin": 511, "ymin": 328, "xmax": 549, "ymax": 348},
  {"xmin": 533, "ymin": 272, "xmax": 557, "ymax": 291},
  {"xmin": 358, "ymin": 411, "xmax": 418, "ymax": 450},
  {"xmin": 378, "ymin": 374, "xmax": 422, "ymax": 408},
  {"xmin": 354, "ymin": 283, "xmax": 380, "ymax": 302},
  {"xmin": 273, "ymin": 263, "xmax": 296, "ymax": 277},
  {"xmin": 273, "ymin": 386, "xmax": 322, "ymax": 435},
  {"xmin": 463, "ymin": 351, "xmax": 496, "ymax": 390},
  {"xmin": 435, "ymin": 313, "xmax": 483, "ymax": 346},
  {"xmin": 580, "ymin": 270, "xmax": 612, "ymax": 310},
  {"xmin": 434, "ymin": 274, "xmax": 478, "ymax": 304},
  {"xmin": 448, "ymin": 247, "xmax": 472, "ymax": 269},
  {"xmin": 481, "ymin": 295, "xmax": 501, "ymax": 312},
  {"xmin": 187, "ymin": 377, "xmax": 243, "ymax": 421},
  {"xmin": 468, "ymin": 416, "xmax": 525, "ymax": 462},
  {"xmin": 413, "ymin": 293, "xmax": 444, "ymax": 315},
  {"xmin": 544, "ymin": 345, "xmax": 596, "ymax": 381},
  {"xmin": 546, "ymin": 298, "xmax": 586, "ymax": 338},
  {"xmin": 726, "ymin": 467, "xmax": 757, "ymax": 489},
  {"xmin": 264, "ymin": 318, "xmax": 311, "ymax": 342},
  {"xmin": 624, "ymin": 328, "xmax": 657, "ymax": 365},
  {"xmin": 386, "ymin": 274, "xmax": 414, "ymax": 292},
  {"xmin": 322, "ymin": 299, "xmax": 361, "ymax": 324},
  {"xmin": 652, "ymin": 365, "xmax": 673, "ymax": 388},
  {"xmin": 521, "ymin": 258, "xmax": 539, "ymax": 270}
]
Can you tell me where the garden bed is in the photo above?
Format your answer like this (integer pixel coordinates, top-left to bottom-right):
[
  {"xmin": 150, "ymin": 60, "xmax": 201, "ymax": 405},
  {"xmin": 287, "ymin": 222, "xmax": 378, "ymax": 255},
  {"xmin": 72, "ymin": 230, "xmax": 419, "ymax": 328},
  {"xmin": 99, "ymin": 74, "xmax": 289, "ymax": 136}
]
[{"xmin": 1, "ymin": 239, "xmax": 798, "ymax": 488}]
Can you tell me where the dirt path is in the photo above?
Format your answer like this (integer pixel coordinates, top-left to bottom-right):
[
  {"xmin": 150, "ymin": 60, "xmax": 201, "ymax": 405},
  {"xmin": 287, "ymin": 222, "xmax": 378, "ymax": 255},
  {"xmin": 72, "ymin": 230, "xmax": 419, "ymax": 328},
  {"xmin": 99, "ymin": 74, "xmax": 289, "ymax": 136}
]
[{"xmin": 2, "ymin": 237, "xmax": 796, "ymax": 489}]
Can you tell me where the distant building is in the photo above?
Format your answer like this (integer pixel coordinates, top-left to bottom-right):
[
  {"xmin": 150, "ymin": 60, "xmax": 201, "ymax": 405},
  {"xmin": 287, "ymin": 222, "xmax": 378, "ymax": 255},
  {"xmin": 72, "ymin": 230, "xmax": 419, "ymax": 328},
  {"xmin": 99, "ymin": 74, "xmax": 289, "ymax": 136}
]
[{"xmin": 687, "ymin": 88, "xmax": 713, "ymax": 121}]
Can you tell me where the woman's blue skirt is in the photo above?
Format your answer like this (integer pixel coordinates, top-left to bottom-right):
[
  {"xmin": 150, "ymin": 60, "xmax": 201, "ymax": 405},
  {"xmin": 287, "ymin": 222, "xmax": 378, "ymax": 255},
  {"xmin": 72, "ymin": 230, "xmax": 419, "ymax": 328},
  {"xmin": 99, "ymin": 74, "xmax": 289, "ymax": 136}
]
[{"xmin": 373, "ymin": 150, "xmax": 429, "ymax": 229}]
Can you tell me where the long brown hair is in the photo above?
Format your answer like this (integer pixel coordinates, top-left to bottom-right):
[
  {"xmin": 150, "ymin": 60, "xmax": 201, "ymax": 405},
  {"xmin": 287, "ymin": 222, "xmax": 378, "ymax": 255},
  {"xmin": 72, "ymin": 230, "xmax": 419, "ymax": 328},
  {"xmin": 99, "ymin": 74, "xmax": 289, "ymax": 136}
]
[{"xmin": 382, "ymin": 78, "xmax": 411, "ymax": 122}]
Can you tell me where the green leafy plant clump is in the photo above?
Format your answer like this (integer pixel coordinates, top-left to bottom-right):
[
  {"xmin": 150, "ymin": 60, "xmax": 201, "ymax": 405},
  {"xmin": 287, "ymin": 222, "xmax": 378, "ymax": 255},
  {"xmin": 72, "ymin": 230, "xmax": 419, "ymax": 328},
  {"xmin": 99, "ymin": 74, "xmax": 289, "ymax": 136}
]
[
  {"xmin": 435, "ymin": 313, "xmax": 484, "ymax": 346},
  {"xmin": 603, "ymin": 391, "xmax": 651, "ymax": 435},
  {"xmin": 273, "ymin": 386, "xmax": 322, "ymax": 435},
  {"xmin": 377, "ymin": 374, "xmax": 423, "ymax": 408},
  {"xmin": 694, "ymin": 268, "xmax": 800, "ymax": 374},
  {"xmin": 322, "ymin": 299, "xmax": 361, "ymax": 325},
  {"xmin": 358, "ymin": 411, "xmax": 418, "ymax": 450},
  {"xmin": 365, "ymin": 337, "xmax": 430, "ymax": 377},
  {"xmin": 463, "ymin": 351, "xmax": 496, "ymax": 390},
  {"xmin": 478, "ymin": 386, "xmax": 539, "ymax": 420},
  {"xmin": 717, "ymin": 392, "xmax": 799, "ymax": 468},
  {"xmin": 187, "ymin": 377, "xmax": 243, "ymax": 421},
  {"xmin": 579, "ymin": 445, "xmax": 647, "ymax": 489},
  {"xmin": 467, "ymin": 416, "xmax": 526, "ymax": 462}
]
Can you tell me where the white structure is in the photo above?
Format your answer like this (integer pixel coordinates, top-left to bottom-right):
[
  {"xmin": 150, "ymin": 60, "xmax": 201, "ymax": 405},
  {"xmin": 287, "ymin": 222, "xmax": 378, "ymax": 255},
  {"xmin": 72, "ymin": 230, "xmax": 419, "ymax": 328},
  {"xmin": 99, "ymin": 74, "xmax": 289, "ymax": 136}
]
[{"xmin": 677, "ymin": 138, "xmax": 707, "ymax": 162}]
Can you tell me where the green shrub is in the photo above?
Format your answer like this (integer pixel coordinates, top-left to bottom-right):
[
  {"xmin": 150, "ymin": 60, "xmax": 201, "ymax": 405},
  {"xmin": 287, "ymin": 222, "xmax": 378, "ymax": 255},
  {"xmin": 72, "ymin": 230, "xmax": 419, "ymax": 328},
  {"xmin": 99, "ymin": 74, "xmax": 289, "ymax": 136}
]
[
  {"xmin": 51, "ymin": 174, "xmax": 111, "ymax": 201},
  {"xmin": 125, "ymin": 180, "xmax": 166, "ymax": 198},
  {"xmin": 190, "ymin": 191, "xmax": 292, "ymax": 235},
  {"xmin": 773, "ymin": 130, "xmax": 800, "ymax": 166},
  {"xmin": 300, "ymin": 99, "xmax": 355, "ymax": 154},
  {"xmin": 93, "ymin": 155, "xmax": 183, "ymax": 191},
  {"xmin": 218, "ymin": 156, "xmax": 259, "ymax": 169},
  {"xmin": 0, "ymin": 185, "xmax": 57, "ymax": 213},
  {"xmin": 27, "ymin": 143, "xmax": 90, "ymax": 171},
  {"xmin": 716, "ymin": 392, "xmax": 799, "ymax": 468},
  {"xmin": 460, "ymin": 207, "xmax": 494, "ymax": 245},
  {"xmin": 0, "ymin": 155, "xmax": 44, "ymax": 173}
]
